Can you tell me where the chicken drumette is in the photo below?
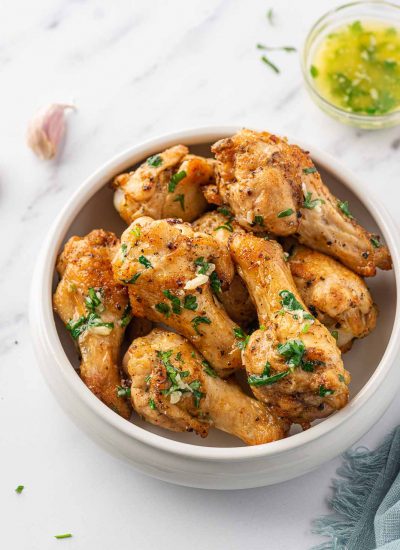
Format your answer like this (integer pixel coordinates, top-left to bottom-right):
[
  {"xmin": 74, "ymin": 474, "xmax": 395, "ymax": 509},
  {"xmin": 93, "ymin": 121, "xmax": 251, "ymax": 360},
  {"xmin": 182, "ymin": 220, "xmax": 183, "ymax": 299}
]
[
  {"xmin": 212, "ymin": 129, "xmax": 391, "ymax": 276},
  {"xmin": 123, "ymin": 328, "xmax": 288, "ymax": 445},
  {"xmin": 192, "ymin": 210, "xmax": 257, "ymax": 328},
  {"xmin": 112, "ymin": 145, "xmax": 214, "ymax": 225},
  {"xmin": 112, "ymin": 216, "xmax": 243, "ymax": 377},
  {"xmin": 286, "ymin": 243, "xmax": 378, "ymax": 352},
  {"xmin": 229, "ymin": 233, "xmax": 350, "ymax": 427},
  {"xmin": 53, "ymin": 229, "xmax": 132, "ymax": 418}
]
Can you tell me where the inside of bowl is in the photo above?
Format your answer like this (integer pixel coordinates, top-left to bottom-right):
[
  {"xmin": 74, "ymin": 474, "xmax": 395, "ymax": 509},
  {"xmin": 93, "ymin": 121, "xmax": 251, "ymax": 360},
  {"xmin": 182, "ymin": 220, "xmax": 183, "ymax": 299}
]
[{"xmin": 53, "ymin": 140, "xmax": 397, "ymax": 448}]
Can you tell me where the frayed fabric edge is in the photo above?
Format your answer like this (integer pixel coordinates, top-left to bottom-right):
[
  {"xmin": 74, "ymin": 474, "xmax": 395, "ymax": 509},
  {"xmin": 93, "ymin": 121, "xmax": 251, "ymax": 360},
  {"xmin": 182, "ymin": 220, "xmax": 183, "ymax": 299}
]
[{"xmin": 310, "ymin": 431, "xmax": 395, "ymax": 550}]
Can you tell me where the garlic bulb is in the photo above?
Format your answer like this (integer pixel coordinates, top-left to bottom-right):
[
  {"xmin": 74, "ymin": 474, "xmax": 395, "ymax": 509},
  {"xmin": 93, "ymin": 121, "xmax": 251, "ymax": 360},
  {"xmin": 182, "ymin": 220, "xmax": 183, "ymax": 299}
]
[{"xmin": 26, "ymin": 103, "xmax": 75, "ymax": 160}]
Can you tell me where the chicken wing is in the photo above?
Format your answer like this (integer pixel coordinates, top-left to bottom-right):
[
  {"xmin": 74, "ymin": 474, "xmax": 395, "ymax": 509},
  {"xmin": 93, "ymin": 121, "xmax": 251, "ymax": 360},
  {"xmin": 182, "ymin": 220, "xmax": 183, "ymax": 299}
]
[
  {"xmin": 298, "ymin": 156, "xmax": 391, "ymax": 277},
  {"xmin": 192, "ymin": 210, "xmax": 257, "ymax": 328},
  {"xmin": 112, "ymin": 216, "xmax": 242, "ymax": 377},
  {"xmin": 123, "ymin": 328, "xmax": 288, "ymax": 445},
  {"xmin": 229, "ymin": 233, "xmax": 350, "ymax": 427},
  {"xmin": 213, "ymin": 129, "xmax": 391, "ymax": 276},
  {"xmin": 53, "ymin": 229, "xmax": 131, "ymax": 418},
  {"xmin": 286, "ymin": 243, "xmax": 378, "ymax": 352},
  {"xmin": 211, "ymin": 129, "xmax": 303, "ymax": 235},
  {"xmin": 112, "ymin": 144, "xmax": 213, "ymax": 224}
]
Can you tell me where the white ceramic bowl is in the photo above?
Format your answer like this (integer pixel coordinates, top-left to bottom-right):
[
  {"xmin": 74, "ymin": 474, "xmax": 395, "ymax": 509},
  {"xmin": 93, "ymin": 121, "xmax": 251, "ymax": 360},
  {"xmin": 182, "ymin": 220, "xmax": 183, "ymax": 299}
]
[{"xmin": 30, "ymin": 126, "xmax": 400, "ymax": 490}]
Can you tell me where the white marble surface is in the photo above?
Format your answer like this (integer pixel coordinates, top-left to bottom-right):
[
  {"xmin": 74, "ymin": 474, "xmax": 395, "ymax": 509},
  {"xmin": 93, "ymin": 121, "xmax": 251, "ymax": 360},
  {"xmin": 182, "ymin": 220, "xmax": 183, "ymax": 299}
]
[{"xmin": 1, "ymin": 0, "xmax": 400, "ymax": 548}]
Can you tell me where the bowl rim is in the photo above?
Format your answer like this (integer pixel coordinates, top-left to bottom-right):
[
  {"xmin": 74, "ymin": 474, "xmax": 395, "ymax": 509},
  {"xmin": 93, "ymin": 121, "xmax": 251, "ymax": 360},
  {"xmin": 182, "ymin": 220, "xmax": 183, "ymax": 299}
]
[
  {"xmin": 301, "ymin": 0, "xmax": 400, "ymax": 126},
  {"xmin": 31, "ymin": 125, "xmax": 400, "ymax": 461}
]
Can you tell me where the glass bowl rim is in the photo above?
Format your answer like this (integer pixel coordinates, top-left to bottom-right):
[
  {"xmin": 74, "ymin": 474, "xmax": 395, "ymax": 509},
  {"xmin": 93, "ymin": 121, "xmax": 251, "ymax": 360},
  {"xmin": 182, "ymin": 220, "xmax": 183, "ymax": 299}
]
[{"xmin": 301, "ymin": 0, "xmax": 400, "ymax": 125}]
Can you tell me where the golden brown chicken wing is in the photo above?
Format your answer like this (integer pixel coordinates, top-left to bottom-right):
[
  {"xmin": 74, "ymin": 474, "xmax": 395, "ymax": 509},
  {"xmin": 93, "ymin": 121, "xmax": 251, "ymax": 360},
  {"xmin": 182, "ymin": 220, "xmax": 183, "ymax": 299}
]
[
  {"xmin": 112, "ymin": 216, "xmax": 243, "ymax": 377},
  {"xmin": 211, "ymin": 129, "xmax": 303, "ymax": 235},
  {"xmin": 112, "ymin": 145, "xmax": 213, "ymax": 225},
  {"xmin": 286, "ymin": 243, "xmax": 378, "ymax": 352},
  {"xmin": 229, "ymin": 233, "xmax": 350, "ymax": 427},
  {"xmin": 53, "ymin": 230, "xmax": 131, "ymax": 418},
  {"xmin": 212, "ymin": 129, "xmax": 391, "ymax": 276},
  {"xmin": 192, "ymin": 210, "xmax": 257, "ymax": 328},
  {"xmin": 123, "ymin": 328, "xmax": 288, "ymax": 445}
]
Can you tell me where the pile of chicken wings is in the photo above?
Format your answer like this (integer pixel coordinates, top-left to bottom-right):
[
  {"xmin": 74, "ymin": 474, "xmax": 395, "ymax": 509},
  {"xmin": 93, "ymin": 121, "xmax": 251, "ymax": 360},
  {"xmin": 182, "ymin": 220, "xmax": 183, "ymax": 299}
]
[{"xmin": 53, "ymin": 129, "xmax": 392, "ymax": 445}]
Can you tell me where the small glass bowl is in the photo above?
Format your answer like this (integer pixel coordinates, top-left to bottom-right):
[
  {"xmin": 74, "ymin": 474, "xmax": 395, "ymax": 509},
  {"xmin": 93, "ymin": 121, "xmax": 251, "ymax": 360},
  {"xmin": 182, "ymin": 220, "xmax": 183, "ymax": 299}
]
[{"xmin": 302, "ymin": 1, "xmax": 400, "ymax": 129}]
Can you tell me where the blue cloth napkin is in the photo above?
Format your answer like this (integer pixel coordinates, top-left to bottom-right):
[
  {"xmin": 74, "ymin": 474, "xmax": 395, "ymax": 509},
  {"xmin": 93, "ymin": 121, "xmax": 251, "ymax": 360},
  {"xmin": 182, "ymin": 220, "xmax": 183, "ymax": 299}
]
[{"xmin": 312, "ymin": 427, "xmax": 400, "ymax": 550}]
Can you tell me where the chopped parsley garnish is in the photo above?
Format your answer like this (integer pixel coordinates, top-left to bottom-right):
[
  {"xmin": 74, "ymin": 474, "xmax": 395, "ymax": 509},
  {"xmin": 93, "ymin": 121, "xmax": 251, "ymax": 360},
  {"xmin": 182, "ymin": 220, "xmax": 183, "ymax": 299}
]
[
  {"xmin": 248, "ymin": 362, "xmax": 291, "ymax": 386},
  {"xmin": 192, "ymin": 316, "xmax": 211, "ymax": 334},
  {"xmin": 116, "ymin": 385, "xmax": 131, "ymax": 398},
  {"xmin": 233, "ymin": 327, "xmax": 250, "ymax": 350},
  {"xmin": 277, "ymin": 339, "xmax": 306, "ymax": 368},
  {"xmin": 54, "ymin": 534, "xmax": 73, "ymax": 539},
  {"xmin": 251, "ymin": 215, "xmax": 264, "ymax": 227},
  {"xmin": 210, "ymin": 271, "xmax": 222, "ymax": 294},
  {"xmin": 155, "ymin": 302, "xmax": 171, "ymax": 317},
  {"xmin": 175, "ymin": 352, "xmax": 183, "ymax": 362},
  {"xmin": 15, "ymin": 485, "xmax": 24, "ymax": 494},
  {"xmin": 148, "ymin": 397, "xmax": 157, "ymax": 410},
  {"xmin": 303, "ymin": 192, "xmax": 325, "ymax": 210},
  {"xmin": 337, "ymin": 200, "xmax": 353, "ymax": 219},
  {"xmin": 184, "ymin": 294, "xmax": 198, "ymax": 311},
  {"xmin": 122, "ymin": 272, "xmax": 141, "ymax": 284},
  {"xmin": 303, "ymin": 167, "xmax": 317, "ymax": 174},
  {"xmin": 121, "ymin": 243, "xmax": 128, "ymax": 261},
  {"xmin": 130, "ymin": 225, "xmax": 141, "ymax": 238},
  {"xmin": 260, "ymin": 55, "xmax": 280, "ymax": 74},
  {"xmin": 331, "ymin": 330, "xmax": 339, "ymax": 340},
  {"xmin": 215, "ymin": 222, "xmax": 233, "ymax": 232},
  {"xmin": 301, "ymin": 323, "xmax": 311, "ymax": 334},
  {"xmin": 277, "ymin": 208, "xmax": 294, "ymax": 218},
  {"xmin": 310, "ymin": 65, "xmax": 319, "ymax": 78},
  {"xmin": 147, "ymin": 154, "xmax": 163, "ymax": 167},
  {"xmin": 138, "ymin": 255, "xmax": 152, "ymax": 269},
  {"xmin": 120, "ymin": 304, "xmax": 133, "ymax": 328},
  {"xmin": 279, "ymin": 290, "xmax": 314, "ymax": 320},
  {"xmin": 338, "ymin": 374, "xmax": 345, "ymax": 382},
  {"xmin": 370, "ymin": 236, "xmax": 382, "ymax": 248},
  {"xmin": 319, "ymin": 385, "xmax": 335, "ymax": 397},
  {"xmin": 163, "ymin": 290, "xmax": 182, "ymax": 314},
  {"xmin": 173, "ymin": 193, "xmax": 185, "ymax": 211},
  {"xmin": 168, "ymin": 170, "xmax": 187, "ymax": 193},
  {"xmin": 257, "ymin": 44, "xmax": 296, "ymax": 53},
  {"xmin": 267, "ymin": 7, "xmax": 274, "ymax": 25},
  {"xmin": 217, "ymin": 206, "xmax": 234, "ymax": 219},
  {"xmin": 202, "ymin": 361, "xmax": 217, "ymax": 377},
  {"xmin": 157, "ymin": 350, "xmax": 204, "ymax": 407},
  {"xmin": 66, "ymin": 312, "xmax": 114, "ymax": 340},
  {"xmin": 84, "ymin": 287, "xmax": 103, "ymax": 313},
  {"xmin": 194, "ymin": 257, "xmax": 210, "ymax": 275}
]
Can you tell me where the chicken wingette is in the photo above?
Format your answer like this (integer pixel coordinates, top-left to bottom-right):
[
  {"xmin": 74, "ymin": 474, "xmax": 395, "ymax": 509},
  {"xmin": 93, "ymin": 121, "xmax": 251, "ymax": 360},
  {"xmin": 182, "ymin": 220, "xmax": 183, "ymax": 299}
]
[
  {"xmin": 192, "ymin": 210, "xmax": 257, "ymax": 328},
  {"xmin": 53, "ymin": 229, "xmax": 132, "ymax": 418},
  {"xmin": 229, "ymin": 233, "xmax": 350, "ymax": 428},
  {"xmin": 112, "ymin": 216, "xmax": 243, "ymax": 377},
  {"xmin": 212, "ymin": 129, "xmax": 391, "ymax": 276},
  {"xmin": 112, "ymin": 145, "xmax": 213, "ymax": 225},
  {"xmin": 123, "ymin": 328, "xmax": 289, "ymax": 445},
  {"xmin": 286, "ymin": 243, "xmax": 378, "ymax": 352}
]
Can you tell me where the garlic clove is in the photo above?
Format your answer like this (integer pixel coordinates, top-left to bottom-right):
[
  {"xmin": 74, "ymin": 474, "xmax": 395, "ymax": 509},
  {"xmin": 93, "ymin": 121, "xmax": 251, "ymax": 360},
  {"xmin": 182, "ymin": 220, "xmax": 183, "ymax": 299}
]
[{"xmin": 26, "ymin": 103, "xmax": 75, "ymax": 160}]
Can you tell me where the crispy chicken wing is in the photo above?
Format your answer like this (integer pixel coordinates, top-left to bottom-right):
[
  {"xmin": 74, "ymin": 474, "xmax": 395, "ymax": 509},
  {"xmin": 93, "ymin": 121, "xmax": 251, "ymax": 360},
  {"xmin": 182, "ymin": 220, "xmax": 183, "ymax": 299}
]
[
  {"xmin": 286, "ymin": 243, "xmax": 378, "ymax": 352},
  {"xmin": 192, "ymin": 210, "xmax": 257, "ymax": 327},
  {"xmin": 229, "ymin": 233, "xmax": 350, "ymax": 427},
  {"xmin": 123, "ymin": 328, "xmax": 288, "ymax": 445},
  {"xmin": 213, "ymin": 129, "xmax": 391, "ymax": 276},
  {"xmin": 112, "ymin": 145, "xmax": 213, "ymax": 224},
  {"xmin": 112, "ymin": 216, "xmax": 242, "ymax": 377},
  {"xmin": 298, "ymin": 156, "xmax": 391, "ymax": 277},
  {"xmin": 53, "ymin": 230, "xmax": 131, "ymax": 418},
  {"xmin": 211, "ymin": 129, "xmax": 303, "ymax": 235}
]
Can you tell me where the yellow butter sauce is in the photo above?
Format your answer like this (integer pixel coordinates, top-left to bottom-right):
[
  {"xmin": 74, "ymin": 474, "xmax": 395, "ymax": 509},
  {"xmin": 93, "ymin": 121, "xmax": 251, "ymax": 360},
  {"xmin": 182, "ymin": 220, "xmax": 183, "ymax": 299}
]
[{"xmin": 310, "ymin": 20, "xmax": 400, "ymax": 115}]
